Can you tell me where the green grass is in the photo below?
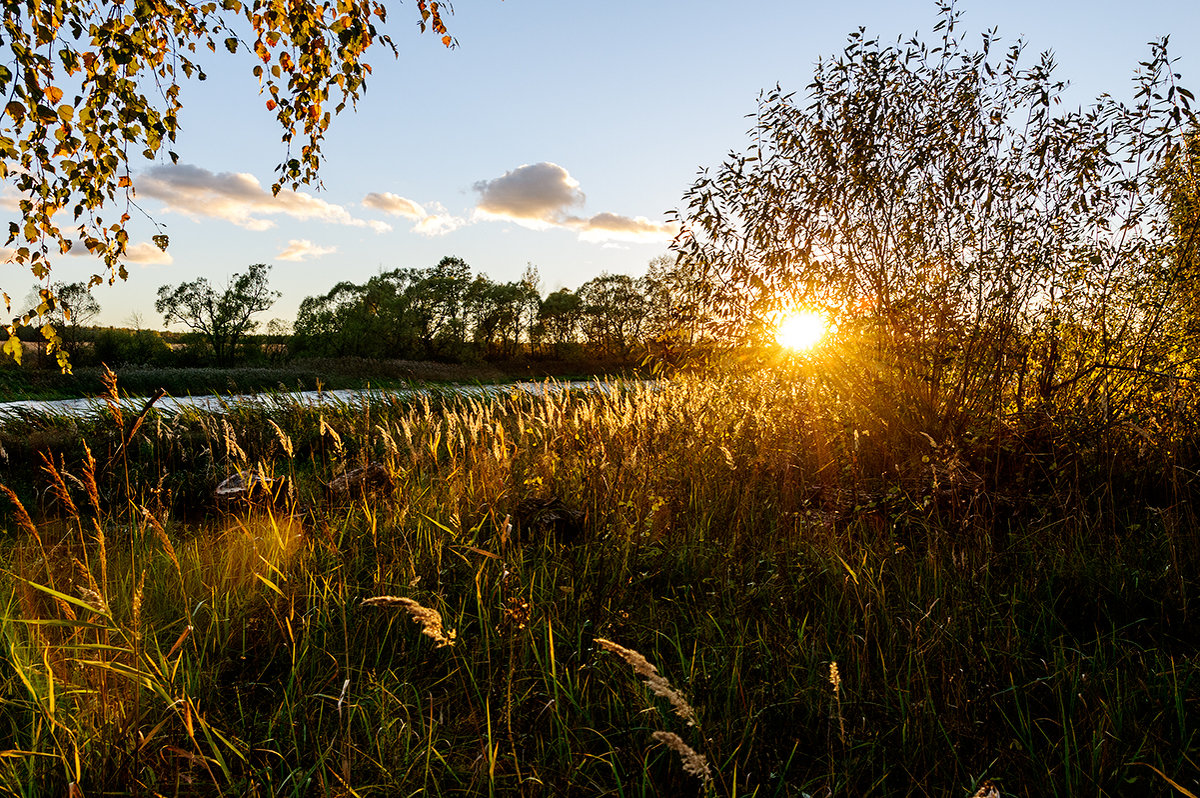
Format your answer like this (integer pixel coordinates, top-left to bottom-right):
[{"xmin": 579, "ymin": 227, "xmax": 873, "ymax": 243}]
[{"xmin": 1, "ymin": 368, "xmax": 1198, "ymax": 796}]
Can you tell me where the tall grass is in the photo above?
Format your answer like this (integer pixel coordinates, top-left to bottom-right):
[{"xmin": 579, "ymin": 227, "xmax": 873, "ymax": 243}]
[{"xmin": 1, "ymin": 365, "xmax": 1198, "ymax": 796}]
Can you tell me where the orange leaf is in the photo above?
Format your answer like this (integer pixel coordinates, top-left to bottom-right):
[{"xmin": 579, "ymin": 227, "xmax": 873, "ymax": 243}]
[
  {"xmin": 117, "ymin": 176, "xmax": 132, "ymax": 188},
  {"xmin": 441, "ymin": 35, "xmax": 452, "ymax": 47}
]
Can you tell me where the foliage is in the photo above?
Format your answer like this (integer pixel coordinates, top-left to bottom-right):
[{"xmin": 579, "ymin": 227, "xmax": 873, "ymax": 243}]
[
  {"xmin": 294, "ymin": 256, "xmax": 667, "ymax": 363},
  {"xmin": 577, "ymin": 272, "xmax": 649, "ymax": 356},
  {"xmin": 1, "ymin": 0, "xmax": 456, "ymax": 365},
  {"xmin": 155, "ymin": 262, "xmax": 279, "ymax": 365},
  {"xmin": 92, "ymin": 326, "xmax": 173, "ymax": 367},
  {"xmin": 17, "ymin": 280, "xmax": 100, "ymax": 361},
  {"xmin": 295, "ymin": 266, "xmax": 429, "ymax": 359},
  {"xmin": 535, "ymin": 287, "xmax": 583, "ymax": 354},
  {"xmin": 1158, "ymin": 126, "xmax": 1200, "ymax": 345},
  {"xmin": 672, "ymin": 4, "xmax": 1197, "ymax": 439}
]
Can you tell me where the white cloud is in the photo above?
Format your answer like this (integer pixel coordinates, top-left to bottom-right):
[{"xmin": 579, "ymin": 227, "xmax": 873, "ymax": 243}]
[
  {"xmin": 472, "ymin": 162, "xmax": 675, "ymax": 243},
  {"xmin": 413, "ymin": 211, "xmax": 466, "ymax": 236},
  {"xmin": 362, "ymin": 192, "xmax": 426, "ymax": 219},
  {"xmin": 138, "ymin": 164, "xmax": 391, "ymax": 233},
  {"xmin": 473, "ymin": 162, "xmax": 584, "ymax": 228},
  {"xmin": 361, "ymin": 192, "xmax": 465, "ymax": 236},
  {"xmin": 124, "ymin": 242, "xmax": 175, "ymax": 265},
  {"xmin": 572, "ymin": 212, "xmax": 676, "ymax": 244},
  {"xmin": 277, "ymin": 239, "xmax": 337, "ymax": 262}
]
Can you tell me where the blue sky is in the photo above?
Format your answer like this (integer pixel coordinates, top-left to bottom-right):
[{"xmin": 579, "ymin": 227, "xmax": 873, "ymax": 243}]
[{"xmin": 11, "ymin": 0, "xmax": 1200, "ymax": 328}]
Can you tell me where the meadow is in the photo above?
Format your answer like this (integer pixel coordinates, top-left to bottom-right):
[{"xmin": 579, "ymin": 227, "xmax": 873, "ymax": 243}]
[{"xmin": 1, "ymin": 358, "xmax": 1197, "ymax": 797}]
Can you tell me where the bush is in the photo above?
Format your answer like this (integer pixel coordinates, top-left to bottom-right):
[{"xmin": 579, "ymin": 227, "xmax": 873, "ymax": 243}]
[{"xmin": 90, "ymin": 328, "xmax": 174, "ymax": 367}]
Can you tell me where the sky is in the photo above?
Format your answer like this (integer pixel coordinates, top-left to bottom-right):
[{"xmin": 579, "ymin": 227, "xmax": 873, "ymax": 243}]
[{"xmin": 6, "ymin": 0, "xmax": 1200, "ymax": 328}]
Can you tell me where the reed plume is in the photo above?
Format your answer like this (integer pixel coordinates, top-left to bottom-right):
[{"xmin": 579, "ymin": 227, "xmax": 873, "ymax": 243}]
[
  {"xmin": 595, "ymin": 637, "xmax": 696, "ymax": 726},
  {"xmin": 652, "ymin": 730, "xmax": 712, "ymax": 785},
  {"xmin": 361, "ymin": 596, "xmax": 456, "ymax": 648}
]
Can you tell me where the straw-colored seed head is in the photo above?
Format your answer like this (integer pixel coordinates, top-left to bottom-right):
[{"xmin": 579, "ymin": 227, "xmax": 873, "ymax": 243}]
[
  {"xmin": 375, "ymin": 424, "xmax": 398, "ymax": 457},
  {"xmin": 595, "ymin": 637, "xmax": 696, "ymax": 725},
  {"xmin": 269, "ymin": 419, "xmax": 294, "ymax": 458},
  {"xmin": 970, "ymin": 781, "xmax": 1000, "ymax": 798},
  {"xmin": 76, "ymin": 585, "xmax": 109, "ymax": 615},
  {"xmin": 652, "ymin": 731, "xmax": 712, "ymax": 784},
  {"xmin": 222, "ymin": 419, "xmax": 246, "ymax": 462},
  {"xmin": 361, "ymin": 596, "xmax": 456, "ymax": 648}
]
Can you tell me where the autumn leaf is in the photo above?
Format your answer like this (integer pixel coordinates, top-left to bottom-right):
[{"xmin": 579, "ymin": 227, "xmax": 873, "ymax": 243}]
[{"xmin": 2, "ymin": 333, "xmax": 22, "ymax": 365}]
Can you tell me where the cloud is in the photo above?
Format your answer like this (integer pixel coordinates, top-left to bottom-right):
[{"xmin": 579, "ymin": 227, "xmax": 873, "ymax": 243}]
[
  {"xmin": 124, "ymin": 242, "xmax": 175, "ymax": 265},
  {"xmin": 362, "ymin": 191, "xmax": 466, "ymax": 236},
  {"xmin": 413, "ymin": 211, "xmax": 466, "ymax": 236},
  {"xmin": 138, "ymin": 164, "xmax": 391, "ymax": 233},
  {"xmin": 472, "ymin": 162, "xmax": 675, "ymax": 243},
  {"xmin": 473, "ymin": 162, "xmax": 585, "ymax": 227},
  {"xmin": 277, "ymin": 239, "xmax": 337, "ymax": 262},
  {"xmin": 362, "ymin": 192, "xmax": 426, "ymax": 219},
  {"xmin": 572, "ymin": 212, "xmax": 677, "ymax": 244}
]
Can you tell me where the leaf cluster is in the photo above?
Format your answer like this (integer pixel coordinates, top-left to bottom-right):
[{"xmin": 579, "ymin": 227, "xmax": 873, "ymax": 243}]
[{"xmin": 1, "ymin": 0, "xmax": 455, "ymax": 367}]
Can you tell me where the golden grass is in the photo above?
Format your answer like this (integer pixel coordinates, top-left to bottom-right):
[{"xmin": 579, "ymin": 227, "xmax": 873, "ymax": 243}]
[{"xmin": 0, "ymin": 370, "xmax": 1196, "ymax": 795}]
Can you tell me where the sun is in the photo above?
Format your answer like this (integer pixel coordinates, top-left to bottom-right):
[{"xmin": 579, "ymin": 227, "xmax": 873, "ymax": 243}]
[{"xmin": 774, "ymin": 310, "xmax": 829, "ymax": 351}]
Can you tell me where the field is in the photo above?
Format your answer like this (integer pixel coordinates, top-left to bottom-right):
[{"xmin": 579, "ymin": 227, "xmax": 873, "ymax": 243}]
[{"xmin": 1, "ymin": 365, "xmax": 1198, "ymax": 797}]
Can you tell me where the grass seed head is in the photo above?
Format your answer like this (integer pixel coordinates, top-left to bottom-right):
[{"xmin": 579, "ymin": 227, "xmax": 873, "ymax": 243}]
[
  {"xmin": 652, "ymin": 730, "xmax": 712, "ymax": 784},
  {"xmin": 269, "ymin": 419, "xmax": 294, "ymax": 458},
  {"xmin": 970, "ymin": 781, "xmax": 1001, "ymax": 798},
  {"xmin": 361, "ymin": 596, "xmax": 456, "ymax": 647},
  {"xmin": 595, "ymin": 637, "xmax": 697, "ymax": 725},
  {"xmin": 76, "ymin": 584, "xmax": 110, "ymax": 615}
]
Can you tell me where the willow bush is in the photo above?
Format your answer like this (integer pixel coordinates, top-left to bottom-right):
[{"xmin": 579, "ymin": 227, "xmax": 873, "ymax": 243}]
[{"xmin": 672, "ymin": 4, "xmax": 1198, "ymax": 447}]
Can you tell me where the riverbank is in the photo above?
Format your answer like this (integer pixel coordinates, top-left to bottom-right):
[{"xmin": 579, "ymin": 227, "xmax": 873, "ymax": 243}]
[{"xmin": 0, "ymin": 357, "xmax": 638, "ymax": 402}]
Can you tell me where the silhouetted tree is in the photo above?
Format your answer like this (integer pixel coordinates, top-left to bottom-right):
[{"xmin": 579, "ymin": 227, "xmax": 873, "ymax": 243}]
[{"xmin": 156, "ymin": 263, "xmax": 280, "ymax": 365}]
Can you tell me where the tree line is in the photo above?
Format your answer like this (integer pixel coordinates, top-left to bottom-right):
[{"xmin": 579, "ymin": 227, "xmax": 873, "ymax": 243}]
[
  {"xmin": 291, "ymin": 255, "xmax": 707, "ymax": 364},
  {"xmin": 10, "ymin": 254, "xmax": 711, "ymax": 368}
]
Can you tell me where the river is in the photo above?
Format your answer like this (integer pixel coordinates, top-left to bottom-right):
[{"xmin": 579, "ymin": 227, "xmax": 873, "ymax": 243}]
[{"xmin": 0, "ymin": 380, "xmax": 609, "ymax": 421}]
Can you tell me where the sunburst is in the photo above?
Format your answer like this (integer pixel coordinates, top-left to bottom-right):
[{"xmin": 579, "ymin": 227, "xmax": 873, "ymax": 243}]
[{"xmin": 775, "ymin": 310, "xmax": 829, "ymax": 351}]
